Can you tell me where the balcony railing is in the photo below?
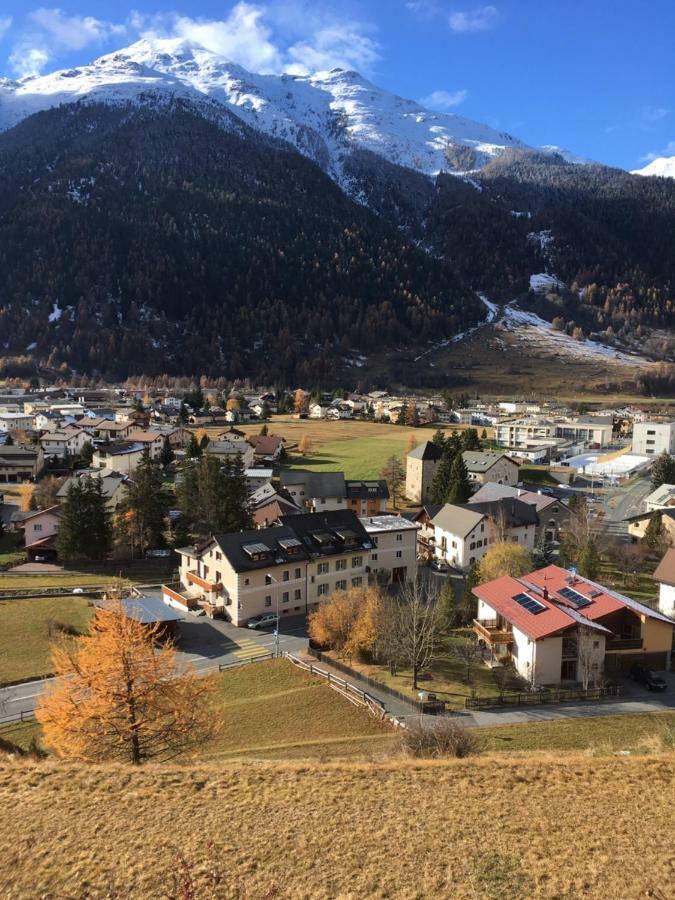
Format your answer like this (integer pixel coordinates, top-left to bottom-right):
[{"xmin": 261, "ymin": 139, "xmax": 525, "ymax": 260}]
[
  {"xmin": 606, "ymin": 637, "xmax": 643, "ymax": 651},
  {"xmin": 473, "ymin": 618, "xmax": 513, "ymax": 644}
]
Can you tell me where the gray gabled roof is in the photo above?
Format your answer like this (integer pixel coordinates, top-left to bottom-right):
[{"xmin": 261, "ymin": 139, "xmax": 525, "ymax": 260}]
[
  {"xmin": 407, "ymin": 441, "xmax": 443, "ymax": 461},
  {"xmin": 461, "ymin": 450, "xmax": 519, "ymax": 473},
  {"xmin": 431, "ymin": 504, "xmax": 485, "ymax": 537},
  {"xmin": 282, "ymin": 470, "xmax": 346, "ymax": 498}
]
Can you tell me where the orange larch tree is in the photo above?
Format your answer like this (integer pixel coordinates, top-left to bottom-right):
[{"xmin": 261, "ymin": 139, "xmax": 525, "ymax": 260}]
[{"xmin": 37, "ymin": 603, "xmax": 221, "ymax": 765}]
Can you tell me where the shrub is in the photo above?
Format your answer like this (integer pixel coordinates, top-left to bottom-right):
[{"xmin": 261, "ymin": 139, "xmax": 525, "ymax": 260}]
[
  {"xmin": 400, "ymin": 717, "xmax": 477, "ymax": 759},
  {"xmin": 46, "ymin": 619, "xmax": 80, "ymax": 638}
]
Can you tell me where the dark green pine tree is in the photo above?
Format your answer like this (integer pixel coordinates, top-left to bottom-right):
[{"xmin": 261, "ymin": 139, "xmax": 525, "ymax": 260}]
[
  {"xmin": 533, "ymin": 530, "xmax": 556, "ymax": 567},
  {"xmin": 82, "ymin": 477, "xmax": 113, "ymax": 561},
  {"xmin": 643, "ymin": 511, "xmax": 665, "ymax": 550},
  {"xmin": 461, "ymin": 428, "xmax": 481, "ymax": 451},
  {"xmin": 222, "ymin": 453, "xmax": 252, "ymax": 533},
  {"xmin": 176, "ymin": 460, "xmax": 200, "ymax": 530},
  {"xmin": 445, "ymin": 453, "xmax": 472, "ymax": 505},
  {"xmin": 651, "ymin": 451, "xmax": 675, "ymax": 489},
  {"xmin": 123, "ymin": 450, "xmax": 169, "ymax": 556},
  {"xmin": 159, "ymin": 436, "xmax": 175, "ymax": 467},
  {"xmin": 80, "ymin": 440, "xmax": 94, "ymax": 466},
  {"xmin": 460, "ymin": 564, "xmax": 480, "ymax": 625},
  {"xmin": 185, "ymin": 433, "xmax": 202, "ymax": 459},
  {"xmin": 430, "ymin": 452, "xmax": 455, "ymax": 505},
  {"xmin": 438, "ymin": 578, "xmax": 457, "ymax": 632},
  {"xmin": 56, "ymin": 481, "xmax": 85, "ymax": 563},
  {"xmin": 578, "ymin": 537, "xmax": 601, "ymax": 580},
  {"xmin": 431, "ymin": 429, "xmax": 447, "ymax": 450}
]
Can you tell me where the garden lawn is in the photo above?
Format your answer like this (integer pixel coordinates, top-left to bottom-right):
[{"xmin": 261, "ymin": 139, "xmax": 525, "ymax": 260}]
[
  {"xmin": 0, "ymin": 596, "xmax": 93, "ymax": 684},
  {"xmin": 325, "ymin": 632, "xmax": 518, "ymax": 710}
]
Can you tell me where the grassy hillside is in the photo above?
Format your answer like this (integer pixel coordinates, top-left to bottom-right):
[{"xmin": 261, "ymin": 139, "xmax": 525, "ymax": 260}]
[
  {"xmin": 0, "ymin": 754, "xmax": 672, "ymax": 898},
  {"xmin": 0, "ymin": 596, "xmax": 93, "ymax": 684}
]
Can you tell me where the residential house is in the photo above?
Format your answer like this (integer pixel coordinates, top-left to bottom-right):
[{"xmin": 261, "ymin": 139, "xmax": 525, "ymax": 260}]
[
  {"xmin": 163, "ymin": 509, "xmax": 416, "ymax": 625},
  {"xmin": 248, "ymin": 434, "xmax": 284, "ymax": 463},
  {"xmin": 280, "ymin": 471, "xmax": 346, "ymax": 512},
  {"xmin": 0, "ymin": 412, "xmax": 35, "ymax": 433},
  {"xmin": 126, "ymin": 430, "xmax": 165, "ymax": 460},
  {"xmin": 470, "ymin": 482, "xmax": 569, "ymax": 543},
  {"xmin": 0, "ymin": 445, "xmax": 43, "ymax": 482},
  {"xmin": 34, "ymin": 411, "xmax": 65, "ymax": 433},
  {"xmin": 205, "ymin": 440, "xmax": 255, "ymax": 469},
  {"xmin": 80, "ymin": 417, "xmax": 134, "ymax": 442},
  {"xmin": 626, "ymin": 510, "xmax": 675, "ymax": 546},
  {"xmin": 92, "ymin": 442, "xmax": 145, "ymax": 475},
  {"xmin": 215, "ymin": 427, "xmax": 249, "ymax": 444},
  {"xmin": 245, "ymin": 468, "xmax": 274, "ymax": 492},
  {"xmin": 462, "ymin": 451, "xmax": 520, "ymax": 488},
  {"xmin": 309, "ymin": 403, "xmax": 330, "ymax": 419},
  {"xmin": 345, "ymin": 480, "xmax": 389, "ymax": 516},
  {"xmin": 16, "ymin": 505, "xmax": 62, "ymax": 561},
  {"xmin": 496, "ymin": 416, "xmax": 613, "ymax": 451},
  {"xmin": 40, "ymin": 425, "xmax": 88, "ymax": 458},
  {"xmin": 427, "ymin": 496, "xmax": 538, "ymax": 571},
  {"xmin": 362, "ymin": 515, "xmax": 419, "ymax": 584},
  {"xmin": 644, "ymin": 483, "xmax": 675, "ymax": 512},
  {"xmin": 632, "ymin": 421, "xmax": 675, "ymax": 456},
  {"xmin": 473, "ymin": 565, "xmax": 674, "ymax": 684},
  {"xmin": 653, "ymin": 549, "xmax": 675, "ymax": 620},
  {"xmin": 57, "ymin": 470, "xmax": 129, "ymax": 513}
]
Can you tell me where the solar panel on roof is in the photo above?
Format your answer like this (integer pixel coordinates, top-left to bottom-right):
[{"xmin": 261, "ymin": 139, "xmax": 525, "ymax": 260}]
[
  {"xmin": 512, "ymin": 592, "xmax": 547, "ymax": 615},
  {"xmin": 558, "ymin": 586, "xmax": 592, "ymax": 609}
]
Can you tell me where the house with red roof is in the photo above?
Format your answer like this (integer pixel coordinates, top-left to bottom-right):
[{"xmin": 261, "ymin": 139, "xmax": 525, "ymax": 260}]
[{"xmin": 473, "ymin": 565, "xmax": 674, "ymax": 687}]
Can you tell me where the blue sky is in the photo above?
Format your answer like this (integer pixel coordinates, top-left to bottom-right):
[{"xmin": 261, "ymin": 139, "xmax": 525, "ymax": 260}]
[{"xmin": 0, "ymin": 1, "xmax": 672, "ymax": 169}]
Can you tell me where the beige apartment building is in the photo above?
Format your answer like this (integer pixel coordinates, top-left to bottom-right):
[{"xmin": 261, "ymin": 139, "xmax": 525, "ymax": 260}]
[{"xmin": 163, "ymin": 510, "xmax": 418, "ymax": 625}]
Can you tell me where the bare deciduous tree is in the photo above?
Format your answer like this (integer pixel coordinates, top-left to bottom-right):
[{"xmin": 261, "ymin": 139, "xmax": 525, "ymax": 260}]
[
  {"xmin": 381, "ymin": 580, "xmax": 438, "ymax": 690},
  {"xmin": 453, "ymin": 632, "xmax": 479, "ymax": 684}
]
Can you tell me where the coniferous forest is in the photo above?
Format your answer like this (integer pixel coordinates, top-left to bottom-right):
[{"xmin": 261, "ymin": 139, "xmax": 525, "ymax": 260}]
[{"xmin": 0, "ymin": 101, "xmax": 673, "ymax": 383}]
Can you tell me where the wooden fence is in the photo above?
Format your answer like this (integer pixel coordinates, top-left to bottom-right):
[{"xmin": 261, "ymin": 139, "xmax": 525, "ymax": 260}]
[
  {"xmin": 464, "ymin": 685, "xmax": 621, "ymax": 709},
  {"xmin": 285, "ymin": 652, "xmax": 387, "ymax": 720}
]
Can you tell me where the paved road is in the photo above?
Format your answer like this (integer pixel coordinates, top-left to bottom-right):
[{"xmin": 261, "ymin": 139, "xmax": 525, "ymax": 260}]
[{"xmin": 0, "ymin": 613, "xmax": 309, "ymax": 721}]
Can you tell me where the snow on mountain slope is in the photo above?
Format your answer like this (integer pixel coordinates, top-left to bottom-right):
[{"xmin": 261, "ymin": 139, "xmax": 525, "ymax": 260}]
[
  {"xmin": 631, "ymin": 156, "xmax": 675, "ymax": 178},
  {"xmin": 0, "ymin": 37, "xmax": 526, "ymax": 182}
]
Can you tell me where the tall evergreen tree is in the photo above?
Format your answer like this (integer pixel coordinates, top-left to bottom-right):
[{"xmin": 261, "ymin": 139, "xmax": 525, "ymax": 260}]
[
  {"xmin": 644, "ymin": 511, "xmax": 665, "ymax": 550},
  {"xmin": 651, "ymin": 451, "xmax": 675, "ymax": 489},
  {"xmin": 185, "ymin": 433, "xmax": 201, "ymax": 459},
  {"xmin": 431, "ymin": 429, "xmax": 446, "ymax": 450},
  {"xmin": 159, "ymin": 436, "xmax": 175, "ymax": 468},
  {"xmin": 445, "ymin": 453, "xmax": 472, "ymax": 505},
  {"xmin": 461, "ymin": 428, "xmax": 481, "ymax": 451},
  {"xmin": 578, "ymin": 537, "xmax": 601, "ymax": 580},
  {"xmin": 119, "ymin": 451, "xmax": 169, "ymax": 557},
  {"xmin": 57, "ymin": 477, "xmax": 112, "ymax": 563}
]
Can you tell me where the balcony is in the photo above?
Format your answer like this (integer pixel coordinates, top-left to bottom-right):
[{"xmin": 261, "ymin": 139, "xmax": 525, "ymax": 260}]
[
  {"xmin": 473, "ymin": 618, "xmax": 513, "ymax": 645},
  {"xmin": 606, "ymin": 637, "xmax": 643, "ymax": 651}
]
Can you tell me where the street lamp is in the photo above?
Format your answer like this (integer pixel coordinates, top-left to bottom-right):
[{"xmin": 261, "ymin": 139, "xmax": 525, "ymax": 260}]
[{"xmin": 266, "ymin": 573, "xmax": 280, "ymax": 658}]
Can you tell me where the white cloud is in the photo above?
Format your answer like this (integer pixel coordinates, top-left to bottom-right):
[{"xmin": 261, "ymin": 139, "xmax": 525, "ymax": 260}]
[
  {"xmin": 640, "ymin": 140, "xmax": 675, "ymax": 163},
  {"xmin": 29, "ymin": 8, "xmax": 125, "ymax": 50},
  {"xmin": 642, "ymin": 105, "xmax": 670, "ymax": 123},
  {"xmin": 420, "ymin": 88, "xmax": 467, "ymax": 110},
  {"xmin": 8, "ymin": 8, "xmax": 126, "ymax": 77},
  {"xmin": 286, "ymin": 23, "xmax": 380, "ymax": 74},
  {"xmin": 169, "ymin": 3, "xmax": 283, "ymax": 73},
  {"xmin": 9, "ymin": 43, "xmax": 49, "ymax": 77},
  {"xmin": 448, "ymin": 5, "xmax": 499, "ymax": 32},
  {"xmin": 6, "ymin": 2, "xmax": 380, "ymax": 79},
  {"xmin": 0, "ymin": 16, "xmax": 12, "ymax": 42}
]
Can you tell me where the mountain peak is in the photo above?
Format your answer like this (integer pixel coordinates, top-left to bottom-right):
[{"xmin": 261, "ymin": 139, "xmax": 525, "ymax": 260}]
[{"xmin": 631, "ymin": 155, "xmax": 675, "ymax": 179}]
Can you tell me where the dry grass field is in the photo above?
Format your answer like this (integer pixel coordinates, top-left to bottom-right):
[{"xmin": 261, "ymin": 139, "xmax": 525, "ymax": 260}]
[{"xmin": 0, "ymin": 754, "xmax": 672, "ymax": 899}]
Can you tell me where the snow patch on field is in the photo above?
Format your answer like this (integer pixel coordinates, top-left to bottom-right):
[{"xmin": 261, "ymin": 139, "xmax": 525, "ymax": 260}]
[
  {"xmin": 500, "ymin": 302, "xmax": 646, "ymax": 367},
  {"xmin": 529, "ymin": 273, "xmax": 565, "ymax": 292},
  {"xmin": 48, "ymin": 302, "xmax": 62, "ymax": 323}
]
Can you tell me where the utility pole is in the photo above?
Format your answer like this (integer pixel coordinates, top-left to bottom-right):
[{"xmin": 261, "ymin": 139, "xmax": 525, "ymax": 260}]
[{"xmin": 266, "ymin": 573, "xmax": 280, "ymax": 658}]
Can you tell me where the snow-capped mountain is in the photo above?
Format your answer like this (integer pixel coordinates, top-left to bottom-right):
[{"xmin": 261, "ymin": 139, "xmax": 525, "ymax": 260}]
[
  {"xmin": 0, "ymin": 37, "xmax": 526, "ymax": 185},
  {"xmin": 631, "ymin": 156, "xmax": 675, "ymax": 179}
]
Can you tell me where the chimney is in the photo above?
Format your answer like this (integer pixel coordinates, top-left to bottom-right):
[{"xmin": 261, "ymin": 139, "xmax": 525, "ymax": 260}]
[{"xmin": 543, "ymin": 586, "xmax": 549, "ymax": 601}]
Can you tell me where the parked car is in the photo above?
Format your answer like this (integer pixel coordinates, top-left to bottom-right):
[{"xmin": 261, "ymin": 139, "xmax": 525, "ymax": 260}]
[
  {"xmin": 247, "ymin": 613, "xmax": 277, "ymax": 630},
  {"xmin": 72, "ymin": 588, "xmax": 84, "ymax": 594},
  {"xmin": 430, "ymin": 559, "xmax": 450, "ymax": 574},
  {"xmin": 630, "ymin": 664, "xmax": 667, "ymax": 692},
  {"xmin": 145, "ymin": 549, "xmax": 172, "ymax": 559}
]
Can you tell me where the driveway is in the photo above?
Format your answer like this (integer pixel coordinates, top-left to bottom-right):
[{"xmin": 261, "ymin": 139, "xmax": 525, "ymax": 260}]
[
  {"xmin": 453, "ymin": 670, "xmax": 675, "ymax": 727},
  {"xmin": 0, "ymin": 611, "xmax": 309, "ymax": 720}
]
